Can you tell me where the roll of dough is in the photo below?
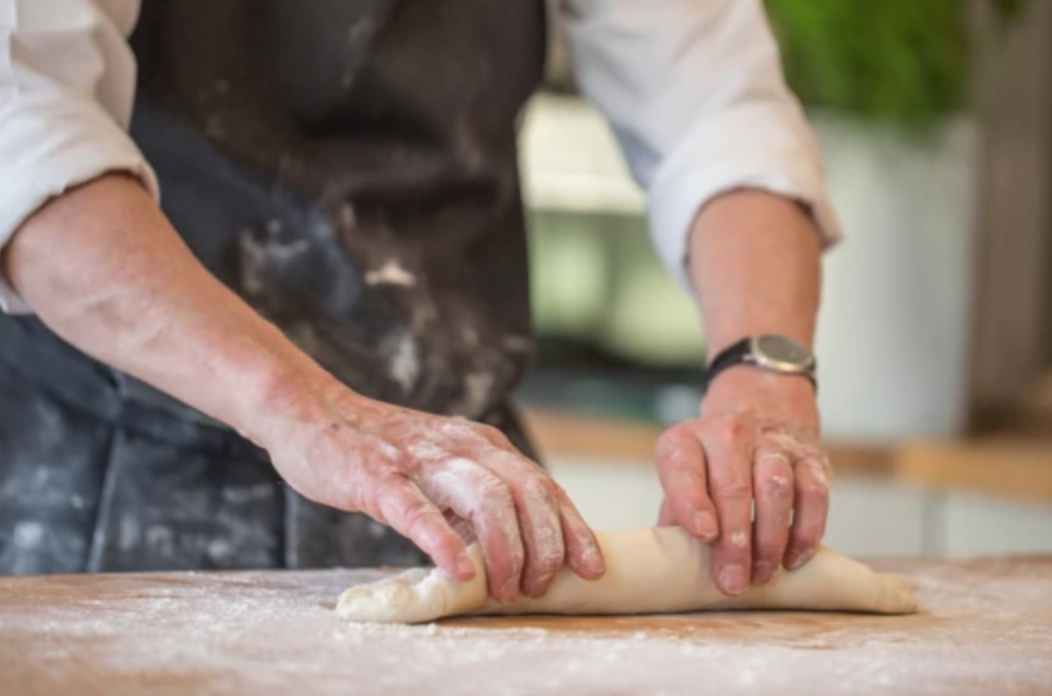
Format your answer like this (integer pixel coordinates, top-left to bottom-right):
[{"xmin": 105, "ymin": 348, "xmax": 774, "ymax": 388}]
[{"xmin": 336, "ymin": 526, "xmax": 918, "ymax": 624}]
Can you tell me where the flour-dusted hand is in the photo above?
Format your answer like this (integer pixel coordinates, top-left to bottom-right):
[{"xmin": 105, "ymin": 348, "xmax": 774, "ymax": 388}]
[
  {"xmin": 3, "ymin": 172, "xmax": 600, "ymax": 601},
  {"xmin": 658, "ymin": 187, "xmax": 830, "ymax": 598},
  {"xmin": 256, "ymin": 380, "xmax": 605, "ymax": 603},
  {"xmin": 656, "ymin": 370, "xmax": 830, "ymax": 597}
]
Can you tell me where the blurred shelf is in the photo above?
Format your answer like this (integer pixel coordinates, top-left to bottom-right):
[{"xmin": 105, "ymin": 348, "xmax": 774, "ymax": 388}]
[
  {"xmin": 522, "ymin": 408, "xmax": 894, "ymax": 476},
  {"xmin": 523, "ymin": 408, "xmax": 1052, "ymax": 504},
  {"xmin": 897, "ymin": 441, "xmax": 1052, "ymax": 505}
]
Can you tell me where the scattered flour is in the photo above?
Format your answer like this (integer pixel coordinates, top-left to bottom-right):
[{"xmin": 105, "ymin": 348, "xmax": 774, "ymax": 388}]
[{"xmin": 1, "ymin": 559, "xmax": 1051, "ymax": 695}]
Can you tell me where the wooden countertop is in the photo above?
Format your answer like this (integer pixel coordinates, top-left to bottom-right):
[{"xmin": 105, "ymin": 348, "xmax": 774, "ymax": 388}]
[
  {"xmin": 523, "ymin": 409, "xmax": 1052, "ymax": 503},
  {"xmin": 2, "ymin": 557, "xmax": 1051, "ymax": 695}
]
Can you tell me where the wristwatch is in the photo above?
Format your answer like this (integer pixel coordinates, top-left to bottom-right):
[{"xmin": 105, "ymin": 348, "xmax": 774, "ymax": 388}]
[{"xmin": 704, "ymin": 335, "xmax": 817, "ymax": 390}]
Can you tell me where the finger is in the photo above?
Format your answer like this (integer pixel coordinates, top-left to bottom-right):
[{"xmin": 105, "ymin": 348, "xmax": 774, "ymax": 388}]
[
  {"xmin": 461, "ymin": 424, "xmax": 603, "ymax": 588},
  {"xmin": 655, "ymin": 426, "xmax": 719, "ymax": 541},
  {"xmin": 375, "ymin": 477, "xmax": 476, "ymax": 580},
  {"xmin": 784, "ymin": 453, "xmax": 831, "ymax": 571},
  {"xmin": 702, "ymin": 414, "xmax": 755, "ymax": 597},
  {"xmin": 416, "ymin": 457, "xmax": 525, "ymax": 603},
  {"xmin": 443, "ymin": 509, "xmax": 476, "ymax": 544},
  {"xmin": 474, "ymin": 445, "xmax": 567, "ymax": 598},
  {"xmin": 474, "ymin": 423, "xmax": 518, "ymax": 451},
  {"xmin": 750, "ymin": 445, "xmax": 794, "ymax": 585},
  {"xmin": 552, "ymin": 486, "xmax": 606, "ymax": 582},
  {"xmin": 657, "ymin": 498, "xmax": 675, "ymax": 527}
]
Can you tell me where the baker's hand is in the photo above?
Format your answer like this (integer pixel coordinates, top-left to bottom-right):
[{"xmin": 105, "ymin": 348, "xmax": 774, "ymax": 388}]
[
  {"xmin": 258, "ymin": 379, "xmax": 605, "ymax": 603},
  {"xmin": 4, "ymin": 173, "xmax": 601, "ymax": 600},
  {"xmin": 655, "ymin": 369, "xmax": 830, "ymax": 596}
]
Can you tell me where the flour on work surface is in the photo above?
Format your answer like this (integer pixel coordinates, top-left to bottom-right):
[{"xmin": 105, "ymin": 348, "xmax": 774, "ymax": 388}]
[{"xmin": 2, "ymin": 559, "xmax": 1052, "ymax": 696}]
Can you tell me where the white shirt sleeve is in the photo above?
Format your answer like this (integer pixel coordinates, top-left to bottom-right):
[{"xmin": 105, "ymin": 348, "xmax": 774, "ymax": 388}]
[
  {"xmin": 0, "ymin": 0, "xmax": 156, "ymax": 314},
  {"xmin": 560, "ymin": 0, "xmax": 842, "ymax": 289}
]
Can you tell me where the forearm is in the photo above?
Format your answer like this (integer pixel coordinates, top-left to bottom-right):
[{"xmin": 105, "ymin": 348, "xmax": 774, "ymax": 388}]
[
  {"xmin": 1, "ymin": 173, "xmax": 607, "ymax": 593},
  {"xmin": 1, "ymin": 173, "xmax": 332, "ymax": 443},
  {"xmin": 689, "ymin": 189, "xmax": 822, "ymax": 361}
]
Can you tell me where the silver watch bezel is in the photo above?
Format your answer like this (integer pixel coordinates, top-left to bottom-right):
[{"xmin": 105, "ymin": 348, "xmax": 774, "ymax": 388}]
[{"xmin": 746, "ymin": 335, "xmax": 816, "ymax": 376}]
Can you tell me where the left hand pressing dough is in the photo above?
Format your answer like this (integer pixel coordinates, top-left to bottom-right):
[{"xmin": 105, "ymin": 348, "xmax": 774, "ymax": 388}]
[{"xmin": 336, "ymin": 526, "xmax": 918, "ymax": 623}]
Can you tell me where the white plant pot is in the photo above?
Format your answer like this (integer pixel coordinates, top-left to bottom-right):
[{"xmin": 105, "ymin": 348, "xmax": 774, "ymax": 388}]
[{"xmin": 812, "ymin": 114, "xmax": 979, "ymax": 442}]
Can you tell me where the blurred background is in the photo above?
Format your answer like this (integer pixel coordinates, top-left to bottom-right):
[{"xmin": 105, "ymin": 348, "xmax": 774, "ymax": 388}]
[{"xmin": 516, "ymin": 0, "xmax": 1052, "ymax": 557}]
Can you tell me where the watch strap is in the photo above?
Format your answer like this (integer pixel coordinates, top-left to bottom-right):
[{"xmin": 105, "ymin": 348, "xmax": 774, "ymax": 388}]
[
  {"xmin": 704, "ymin": 336, "xmax": 817, "ymax": 391},
  {"xmin": 704, "ymin": 337, "xmax": 752, "ymax": 385}
]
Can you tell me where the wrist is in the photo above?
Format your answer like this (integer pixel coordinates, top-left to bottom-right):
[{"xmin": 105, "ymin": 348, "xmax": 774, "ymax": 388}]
[
  {"xmin": 220, "ymin": 334, "xmax": 351, "ymax": 448},
  {"xmin": 704, "ymin": 332, "xmax": 813, "ymax": 366},
  {"xmin": 701, "ymin": 367, "xmax": 819, "ymax": 427},
  {"xmin": 705, "ymin": 333, "xmax": 816, "ymax": 393}
]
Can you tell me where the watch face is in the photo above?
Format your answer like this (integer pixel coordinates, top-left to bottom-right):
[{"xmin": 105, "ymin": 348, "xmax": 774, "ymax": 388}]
[{"xmin": 753, "ymin": 335, "xmax": 814, "ymax": 373}]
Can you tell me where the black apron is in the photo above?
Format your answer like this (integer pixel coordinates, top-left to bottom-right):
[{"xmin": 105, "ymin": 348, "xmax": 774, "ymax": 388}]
[{"xmin": 0, "ymin": 0, "xmax": 545, "ymax": 575}]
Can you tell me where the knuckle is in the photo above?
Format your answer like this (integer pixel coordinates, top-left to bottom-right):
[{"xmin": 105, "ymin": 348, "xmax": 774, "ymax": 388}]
[
  {"xmin": 433, "ymin": 418, "xmax": 476, "ymax": 444},
  {"xmin": 758, "ymin": 471, "xmax": 793, "ymax": 500},
  {"xmin": 532, "ymin": 541, "xmax": 564, "ymax": 574},
  {"xmin": 367, "ymin": 469, "xmax": 404, "ymax": 494},
  {"xmin": 404, "ymin": 434, "xmax": 444, "ymax": 463},
  {"xmin": 375, "ymin": 448, "xmax": 411, "ymax": 477},
  {"xmin": 401, "ymin": 499, "xmax": 437, "ymax": 533},
  {"xmin": 726, "ymin": 537, "xmax": 753, "ymax": 557},
  {"xmin": 496, "ymin": 448, "xmax": 540, "ymax": 475},
  {"xmin": 806, "ymin": 455, "xmax": 834, "ymax": 485},
  {"xmin": 476, "ymin": 477, "xmax": 514, "ymax": 511},
  {"xmin": 796, "ymin": 444, "xmax": 823, "ymax": 461},
  {"xmin": 522, "ymin": 474, "xmax": 556, "ymax": 502},
  {"xmin": 711, "ymin": 412, "xmax": 751, "ymax": 443},
  {"xmin": 656, "ymin": 427, "xmax": 689, "ymax": 452},
  {"xmin": 802, "ymin": 481, "xmax": 830, "ymax": 504},
  {"xmin": 766, "ymin": 430, "xmax": 801, "ymax": 453},
  {"xmin": 712, "ymin": 476, "xmax": 751, "ymax": 499},
  {"xmin": 655, "ymin": 432, "xmax": 676, "ymax": 459},
  {"xmin": 472, "ymin": 423, "xmax": 507, "ymax": 444}
]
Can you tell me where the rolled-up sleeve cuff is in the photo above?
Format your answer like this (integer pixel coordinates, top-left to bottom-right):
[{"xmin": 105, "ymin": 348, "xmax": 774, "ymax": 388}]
[
  {"xmin": 0, "ymin": 91, "xmax": 159, "ymax": 314},
  {"xmin": 647, "ymin": 104, "xmax": 842, "ymax": 292}
]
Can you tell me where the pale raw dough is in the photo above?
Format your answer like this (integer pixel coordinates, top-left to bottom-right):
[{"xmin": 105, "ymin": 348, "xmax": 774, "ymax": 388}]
[{"xmin": 336, "ymin": 526, "xmax": 918, "ymax": 624}]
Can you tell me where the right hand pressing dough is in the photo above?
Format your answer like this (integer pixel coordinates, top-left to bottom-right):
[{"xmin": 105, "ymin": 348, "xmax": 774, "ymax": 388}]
[{"xmin": 337, "ymin": 526, "xmax": 918, "ymax": 623}]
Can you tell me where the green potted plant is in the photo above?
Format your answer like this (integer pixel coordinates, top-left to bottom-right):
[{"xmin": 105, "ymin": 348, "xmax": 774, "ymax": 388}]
[{"xmin": 767, "ymin": 0, "xmax": 1028, "ymax": 126}]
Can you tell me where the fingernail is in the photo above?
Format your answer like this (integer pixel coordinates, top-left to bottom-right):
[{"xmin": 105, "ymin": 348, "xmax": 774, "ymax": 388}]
[
  {"xmin": 455, "ymin": 553, "xmax": 477, "ymax": 579},
  {"xmin": 583, "ymin": 544, "xmax": 606, "ymax": 576},
  {"xmin": 693, "ymin": 511, "xmax": 717, "ymax": 540},
  {"xmin": 524, "ymin": 573, "xmax": 554, "ymax": 599},
  {"xmin": 499, "ymin": 577, "xmax": 519, "ymax": 603},
  {"xmin": 718, "ymin": 564, "xmax": 748, "ymax": 596},
  {"xmin": 786, "ymin": 548, "xmax": 815, "ymax": 571},
  {"xmin": 752, "ymin": 561, "xmax": 776, "ymax": 585}
]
